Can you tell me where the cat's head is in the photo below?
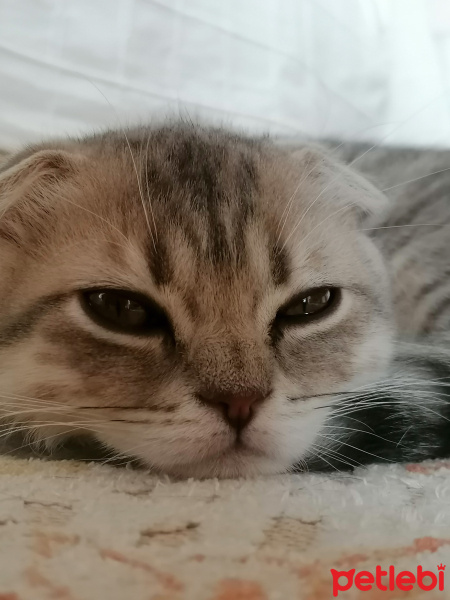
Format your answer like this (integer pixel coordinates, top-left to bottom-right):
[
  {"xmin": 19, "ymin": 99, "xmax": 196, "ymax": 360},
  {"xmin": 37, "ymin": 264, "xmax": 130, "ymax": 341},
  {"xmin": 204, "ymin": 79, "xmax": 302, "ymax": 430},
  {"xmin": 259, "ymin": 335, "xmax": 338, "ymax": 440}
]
[{"xmin": 0, "ymin": 124, "xmax": 392, "ymax": 477}]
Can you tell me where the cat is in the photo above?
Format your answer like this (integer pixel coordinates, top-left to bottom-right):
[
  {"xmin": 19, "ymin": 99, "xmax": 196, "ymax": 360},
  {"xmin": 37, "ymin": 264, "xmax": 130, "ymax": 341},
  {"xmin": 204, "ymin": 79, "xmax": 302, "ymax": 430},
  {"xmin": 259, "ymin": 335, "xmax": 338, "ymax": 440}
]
[{"xmin": 0, "ymin": 123, "xmax": 449, "ymax": 478}]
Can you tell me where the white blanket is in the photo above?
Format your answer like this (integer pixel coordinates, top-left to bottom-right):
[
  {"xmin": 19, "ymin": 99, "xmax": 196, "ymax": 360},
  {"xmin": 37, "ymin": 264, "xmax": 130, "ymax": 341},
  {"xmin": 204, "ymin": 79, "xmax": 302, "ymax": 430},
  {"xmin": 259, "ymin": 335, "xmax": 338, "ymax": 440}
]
[{"xmin": 1, "ymin": 0, "xmax": 450, "ymax": 150}]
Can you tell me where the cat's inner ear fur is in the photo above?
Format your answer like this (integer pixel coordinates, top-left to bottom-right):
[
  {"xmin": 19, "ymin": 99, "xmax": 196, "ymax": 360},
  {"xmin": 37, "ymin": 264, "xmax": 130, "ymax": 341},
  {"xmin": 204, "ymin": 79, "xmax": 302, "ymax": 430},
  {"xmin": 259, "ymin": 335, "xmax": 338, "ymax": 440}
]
[
  {"xmin": 292, "ymin": 146, "xmax": 389, "ymax": 222},
  {"xmin": 0, "ymin": 149, "xmax": 83, "ymax": 245}
]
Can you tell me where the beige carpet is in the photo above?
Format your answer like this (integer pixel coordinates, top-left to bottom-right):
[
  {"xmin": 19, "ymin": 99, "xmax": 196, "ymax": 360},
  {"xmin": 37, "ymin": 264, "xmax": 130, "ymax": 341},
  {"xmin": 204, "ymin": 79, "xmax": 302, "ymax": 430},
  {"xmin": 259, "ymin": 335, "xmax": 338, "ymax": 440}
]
[{"xmin": 0, "ymin": 455, "xmax": 449, "ymax": 599}]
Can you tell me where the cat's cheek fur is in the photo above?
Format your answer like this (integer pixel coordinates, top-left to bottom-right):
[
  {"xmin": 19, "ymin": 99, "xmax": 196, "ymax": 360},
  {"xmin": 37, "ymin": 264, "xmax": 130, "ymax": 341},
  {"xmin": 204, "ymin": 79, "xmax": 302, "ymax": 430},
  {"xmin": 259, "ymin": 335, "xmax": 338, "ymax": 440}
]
[
  {"xmin": 97, "ymin": 419, "xmax": 235, "ymax": 477},
  {"xmin": 242, "ymin": 400, "xmax": 332, "ymax": 467}
]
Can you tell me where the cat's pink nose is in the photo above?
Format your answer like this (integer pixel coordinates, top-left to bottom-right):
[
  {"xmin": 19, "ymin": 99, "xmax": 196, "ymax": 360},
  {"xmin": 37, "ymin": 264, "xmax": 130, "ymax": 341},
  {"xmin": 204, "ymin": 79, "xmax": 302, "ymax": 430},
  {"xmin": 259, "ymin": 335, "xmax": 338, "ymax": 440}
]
[
  {"xmin": 222, "ymin": 392, "xmax": 261, "ymax": 421},
  {"xmin": 198, "ymin": 390, "xmax": 266, "ymax": 427}
]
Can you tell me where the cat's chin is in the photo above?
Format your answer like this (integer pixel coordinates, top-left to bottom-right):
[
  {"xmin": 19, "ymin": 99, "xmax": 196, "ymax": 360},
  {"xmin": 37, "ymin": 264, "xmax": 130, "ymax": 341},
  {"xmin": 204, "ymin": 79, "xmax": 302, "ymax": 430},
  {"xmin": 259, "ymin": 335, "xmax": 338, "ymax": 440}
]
[
  {"xmin": 153, "ymin": 448, "xmax": 290, "ymax": 480},
  {"xmin": 99, "ymin": 433, "xmax": 291, "ymax": 479}
]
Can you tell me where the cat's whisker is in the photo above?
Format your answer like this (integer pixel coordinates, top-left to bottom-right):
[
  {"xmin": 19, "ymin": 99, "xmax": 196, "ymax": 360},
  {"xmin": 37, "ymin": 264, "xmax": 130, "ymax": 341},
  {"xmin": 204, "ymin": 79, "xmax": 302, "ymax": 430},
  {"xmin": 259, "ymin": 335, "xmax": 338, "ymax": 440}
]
[
  {"xmin": 343, "ymin": 92, "xmax": 448, "ymax": 172},
  {"xmin": 308, "ymin": 446, "xmax": 342, "ymax": 472},
  {"xmin": 0, "ymin": 420, "xmax": 111, "ymax": 435},
  {"xmin": 320, "ymin": 424, "xmax": 400, "ymax": 445},
  {"xmin": 315, "ymin": 447, "xmax": 364, "ymax": 470},
  {"xmin": 357, "ymin": 223, "xmax": 446, "ymax": 233},
  {"xmin": 0, "ymin": 414, "xmax": 155, "ymax": 435},
  {"xmin": 330, "ymin": 387, "xmax": 450, "ymax": 403},
  {"xmin": 283, "ymin": 92, "xmax": 450, "ymax": 254},
  {"xmin": 291, "ymin": 201, "xmax": 357, "ymax": 255},
  {"xmin": 340, "ymin": 374, "xmax": 450, "ymax": 392},
  {"xmin": 56, "ymin": 195, "xmax": 142, "ymax": 260},
  {"xmin": 333, "ymin": 386, "xmax": 450, "ymax": 404},
  {"xmin": 315, "ymin": 432, "xmax": 394, "ymax": 463},
  {"xmin": 275, "ymin": 152, "xmax": 315, "ymax": 245},
  {"xmin": 120, "ymin": 134, "xmax": 157, "ymax": 252},
  {"xmin": 280, "ymin": 176, "xmax": 341, "ymax": 252},
  {"xmin": 276, "ymin": 122, "xmax": 400, "ymax": 246},
  {"xmin": 0, "ymin": 427, "xmax": 92, "ymax": 457},
  {"xmin": 381, "ymin": 166, "xmax": 450, "ymax": 192},
  {"xmin": 93, "ymin": 437, "xmax": 161, "ymax": 467},
  {"xmin": 331, "ymin": 395, "xmax": 446, "ymax": 412},
  {"xmin": 144, "ymin": 129, "xmax": 159, "ymax": 246},
  {"xmin": 84, "ymin": 78, "xmax": 157, "ymax": 252},
  {"xmin": 395, "ymin": 426, "xmax": 414, "ymax": 448},
  {"xmin": 310, "ymin": 443, "xmax": 364, "ymax": 469}
]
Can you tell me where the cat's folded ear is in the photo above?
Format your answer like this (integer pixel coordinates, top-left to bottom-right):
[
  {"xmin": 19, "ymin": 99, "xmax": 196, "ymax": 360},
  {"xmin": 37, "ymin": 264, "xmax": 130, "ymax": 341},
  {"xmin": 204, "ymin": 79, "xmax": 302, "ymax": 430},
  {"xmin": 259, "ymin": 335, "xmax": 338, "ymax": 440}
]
[
  {"xmin": 291, "ymin": 145, "xmax": 389, "ymax": 221},
  {"xmin": 0, "ymin": 148, "xmax": 85, "ymax": 244}
]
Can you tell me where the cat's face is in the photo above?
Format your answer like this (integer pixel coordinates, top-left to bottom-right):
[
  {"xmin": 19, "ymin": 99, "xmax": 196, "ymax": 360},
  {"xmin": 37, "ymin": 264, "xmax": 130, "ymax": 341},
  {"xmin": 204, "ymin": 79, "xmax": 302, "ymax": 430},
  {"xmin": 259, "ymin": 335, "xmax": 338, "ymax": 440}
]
[{"xmin": 0, "ymin": 125, "xmax": 393, "ymax": 478}]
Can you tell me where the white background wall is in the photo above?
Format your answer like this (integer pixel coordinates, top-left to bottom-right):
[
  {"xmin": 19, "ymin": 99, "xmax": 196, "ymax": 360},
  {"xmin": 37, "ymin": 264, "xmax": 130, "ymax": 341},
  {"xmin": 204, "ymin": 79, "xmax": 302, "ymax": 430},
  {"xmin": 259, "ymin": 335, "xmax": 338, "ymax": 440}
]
[{"xmin": 1, "ymin": 0, "xmax": 450, "ymax": 150}]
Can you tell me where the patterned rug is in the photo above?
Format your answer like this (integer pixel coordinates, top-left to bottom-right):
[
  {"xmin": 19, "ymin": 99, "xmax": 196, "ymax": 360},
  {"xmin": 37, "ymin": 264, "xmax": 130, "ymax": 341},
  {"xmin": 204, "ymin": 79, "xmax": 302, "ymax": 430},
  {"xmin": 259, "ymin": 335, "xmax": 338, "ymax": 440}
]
[{"xmin": 0, "ymin": 455, "xmax": 449, "ymax": 599}]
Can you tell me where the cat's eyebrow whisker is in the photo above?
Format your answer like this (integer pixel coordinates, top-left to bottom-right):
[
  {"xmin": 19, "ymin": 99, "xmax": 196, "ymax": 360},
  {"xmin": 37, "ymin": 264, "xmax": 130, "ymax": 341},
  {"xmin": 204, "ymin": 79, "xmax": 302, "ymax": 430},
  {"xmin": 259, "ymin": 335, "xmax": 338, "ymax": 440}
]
[
  {"xmin": 292, "ymin": 201, "xmax": 357, "ymax": 255},
  {"xmin": 144, "ymin": 128, "xmax": 159, "ymax": 246},
  {"xmin": 357, "ymin": 223, "xmax": 446, "ymax": 233},
  {"xmin": 343, "ymin": 91, "xmax": 448, "ymax": 172},
  {"xmin": 280, "ymin": 174, "xmax": 343, "ymax": 252},
  {"xmin": 85, "ymin": 78, "xmax": 157, "ymax": 253},
  {"xmin": 276, "ymin": 122, "xmax": 401, "ymax": 246},
  {"xmin": 283, "ymin": 94, "xmax": 450, "ymax": 252},
  {"xmin": 275, "ymin": 151, "xmax": 315, "ymax": 245},
  {"xmin": 56, "ymin": 195, "xmax": 141, "ymax": 258},
  {"xmin": 381, "ymin": 166, "xmax": 450, "ymax": 192},
  {"xmin": 119, "ymin": 130, "xmax": 156, "ymax": 252}
]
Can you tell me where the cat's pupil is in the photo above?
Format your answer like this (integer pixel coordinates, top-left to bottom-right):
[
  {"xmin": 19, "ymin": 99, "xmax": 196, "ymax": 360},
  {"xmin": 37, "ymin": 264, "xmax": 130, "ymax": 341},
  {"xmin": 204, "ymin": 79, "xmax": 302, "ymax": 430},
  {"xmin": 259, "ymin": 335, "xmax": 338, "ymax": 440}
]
[
  {"xmin": 91, "ymin": 292, "xmax": 147, "ymax": 327},
  {"xmin": 282, "ymin": 288, "xmax": 333, "ymax": 318},
  {"xmin": 81, "ymin": 290, "xmax": 163, "ymax": 333},
  {"xmin": 303, "ymin": 289, "xmax": 331, "ymax": 314}
]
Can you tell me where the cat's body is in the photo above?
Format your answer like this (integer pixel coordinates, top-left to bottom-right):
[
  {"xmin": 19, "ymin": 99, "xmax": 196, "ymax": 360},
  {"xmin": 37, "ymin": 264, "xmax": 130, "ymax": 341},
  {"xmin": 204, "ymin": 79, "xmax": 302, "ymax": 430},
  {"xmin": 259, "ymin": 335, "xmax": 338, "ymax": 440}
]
[
  {"xmin": 0, "ymin": 124, "xmax": 449, "ymax": 477},
  {"xmin": 310, "ymin": 144, "xmax": 450, "ymax": 469}
]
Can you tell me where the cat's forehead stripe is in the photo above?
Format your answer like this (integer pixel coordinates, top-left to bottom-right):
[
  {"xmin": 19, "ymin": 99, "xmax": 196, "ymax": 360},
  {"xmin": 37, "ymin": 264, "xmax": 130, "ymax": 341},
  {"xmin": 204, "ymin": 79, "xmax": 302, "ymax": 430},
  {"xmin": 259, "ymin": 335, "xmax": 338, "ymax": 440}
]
[
  {"xmin": 133, "ymin": 128, "xmax": 289, "ymax": 284},
  {"xmin": 269, "ymin": 243, "xmax": 290, "ymax": 286}
]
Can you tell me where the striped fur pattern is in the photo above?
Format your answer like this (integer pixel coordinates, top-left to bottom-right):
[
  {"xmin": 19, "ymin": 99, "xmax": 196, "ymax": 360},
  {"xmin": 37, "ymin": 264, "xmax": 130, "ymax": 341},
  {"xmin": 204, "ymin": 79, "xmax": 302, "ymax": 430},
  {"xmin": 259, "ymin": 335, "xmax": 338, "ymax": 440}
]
[
  {"xmin": 0, "ymin": 124, "xmax": 448, "ymax": 477},
  {"xmin": 307, "ymin": 145, "xmax": 450, "ymax": 470}
]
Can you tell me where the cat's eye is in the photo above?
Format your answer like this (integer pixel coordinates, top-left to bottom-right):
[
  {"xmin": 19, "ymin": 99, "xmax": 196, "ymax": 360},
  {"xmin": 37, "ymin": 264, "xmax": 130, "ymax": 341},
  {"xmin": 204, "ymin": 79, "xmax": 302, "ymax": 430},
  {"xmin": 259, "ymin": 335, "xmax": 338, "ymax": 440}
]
[
  {"xmin": 80, "ymin": 289, "xmax": 170, "ymax": 335},
  {"xmin": 277, "ymin": 287, "xmax": 338, "ymax": 323}
]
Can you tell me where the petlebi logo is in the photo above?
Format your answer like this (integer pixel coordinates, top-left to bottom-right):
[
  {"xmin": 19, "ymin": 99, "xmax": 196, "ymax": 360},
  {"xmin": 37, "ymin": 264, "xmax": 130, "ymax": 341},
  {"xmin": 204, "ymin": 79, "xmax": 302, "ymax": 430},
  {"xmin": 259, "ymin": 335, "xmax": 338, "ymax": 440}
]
[{"xmin": 330, "ymin": 563, "xmax": 445, "ymax": 597}]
